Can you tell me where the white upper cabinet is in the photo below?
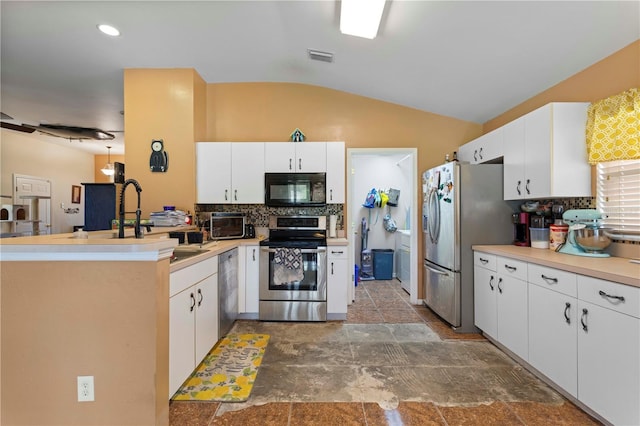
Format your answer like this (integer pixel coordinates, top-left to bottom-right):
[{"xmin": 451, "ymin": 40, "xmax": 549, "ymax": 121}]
[
  {"xmin": 503, "ymin": 102, "xmax": 591, "ymax": 200},
  {"xmin": 265, "ymin": 142, "xmax": 326, "ymax": 172},
  {"xmin": 458, "ymin": 127, "xmax": 503, "ymax": 164},
  {"xmin": 326, "ymin": 141, "xmax": 345, "ymax": 204},
  {"xmin": 196, "ymin": 142, "xmax": 265, "ymax": 204}
]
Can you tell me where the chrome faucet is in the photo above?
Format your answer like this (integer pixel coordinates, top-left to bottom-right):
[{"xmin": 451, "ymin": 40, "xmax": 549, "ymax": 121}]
[{"xmin": 118, "ymin": 179, "xmax": 143, "ymax": 239}]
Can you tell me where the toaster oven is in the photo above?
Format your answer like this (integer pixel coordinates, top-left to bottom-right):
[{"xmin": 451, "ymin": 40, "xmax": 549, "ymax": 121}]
[{"xmin": 208, "ymin": 212, "xmax": 245, "ymax": 240}]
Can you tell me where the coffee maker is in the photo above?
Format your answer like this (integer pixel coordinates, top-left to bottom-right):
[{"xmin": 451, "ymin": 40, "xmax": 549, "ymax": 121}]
[{"xmin": 512, "ymin": 212, "xmax": 530, "ymax": 246}]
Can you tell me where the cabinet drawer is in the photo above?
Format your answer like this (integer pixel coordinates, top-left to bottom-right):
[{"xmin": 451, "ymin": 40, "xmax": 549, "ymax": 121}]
[
  {"xmin": 474, "ymin": 252, "xmax": 496, "ymax": 271},
  {"xmin": 578, "ymin": 275, "xmax": 639, "ymax": 318},
  {"xmin": 497, "ymin": 256, "xmax": 527, "ymax": 281},
  {"xmin": 170, "ymin": 256, "xmax": 218, "ymax": 296},
  {"xmin": 528, "ymin": 264, "xmax": 577, "ymax": 297},
  {"xmin": 328, "ymin": 247, "xmax": 348, "ymax": 260}
]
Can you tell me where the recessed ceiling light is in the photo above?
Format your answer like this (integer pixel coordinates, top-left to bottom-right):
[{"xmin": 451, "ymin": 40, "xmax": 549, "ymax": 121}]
[{"xmin": 97, "ymin": 24, "xmax": 120, "ymax": 37}]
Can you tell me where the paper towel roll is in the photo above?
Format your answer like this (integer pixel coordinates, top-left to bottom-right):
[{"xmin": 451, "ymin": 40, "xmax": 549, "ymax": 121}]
[{"xmin": 329, "ymin": 215, "xmax": 337, "ymax": 238}]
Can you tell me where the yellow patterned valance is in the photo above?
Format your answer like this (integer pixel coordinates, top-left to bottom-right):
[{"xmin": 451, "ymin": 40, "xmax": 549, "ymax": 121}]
[{"xmin": 586, "ymin": 88, "xmax": 640, "ymax": 164}]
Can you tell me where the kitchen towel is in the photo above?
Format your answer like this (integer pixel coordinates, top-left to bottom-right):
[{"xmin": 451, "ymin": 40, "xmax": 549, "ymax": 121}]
[{"xmin": 273, "ymin": 247, "xmax": 304, "ymax": 285}]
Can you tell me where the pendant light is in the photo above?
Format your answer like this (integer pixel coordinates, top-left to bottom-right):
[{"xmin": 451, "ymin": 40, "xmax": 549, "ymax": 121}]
[{"xmin": 101, "ymin": 146, "xmax": 115, "ymax": 176}]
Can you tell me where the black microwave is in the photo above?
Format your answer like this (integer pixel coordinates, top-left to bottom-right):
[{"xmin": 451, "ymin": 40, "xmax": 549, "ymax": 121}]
[{"xmin": 265, "ymin": 173, "xmax": 326, "ymax": 207}]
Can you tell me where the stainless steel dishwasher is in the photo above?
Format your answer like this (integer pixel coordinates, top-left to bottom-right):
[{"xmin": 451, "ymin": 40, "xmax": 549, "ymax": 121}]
[{"xmin": 218, "ymin": 248, "xmax": 238, "ymax": 338}]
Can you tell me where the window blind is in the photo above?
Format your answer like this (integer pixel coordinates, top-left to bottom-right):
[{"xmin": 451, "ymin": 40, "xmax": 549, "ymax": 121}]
[{"xmin": 597, "ymin": 159, "xmax": 640, "ymax": 239}]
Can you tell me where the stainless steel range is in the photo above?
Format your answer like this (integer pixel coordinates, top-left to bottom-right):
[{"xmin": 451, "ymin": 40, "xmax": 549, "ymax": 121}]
[{"xmin": 259, "ymin": 215, "xmax": 327, "ymax": 321}]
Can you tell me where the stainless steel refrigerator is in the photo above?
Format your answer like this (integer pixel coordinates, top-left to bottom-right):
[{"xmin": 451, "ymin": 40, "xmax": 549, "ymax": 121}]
[{"xmin": 422, "ymin": 162, "xmax": 514, "ymax": 333}]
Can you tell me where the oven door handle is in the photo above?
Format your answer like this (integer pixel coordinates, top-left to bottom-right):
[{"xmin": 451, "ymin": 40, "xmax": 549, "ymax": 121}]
[{"xmin": 261, "ymin": 247, "xmax": 326, "ymax": 254}]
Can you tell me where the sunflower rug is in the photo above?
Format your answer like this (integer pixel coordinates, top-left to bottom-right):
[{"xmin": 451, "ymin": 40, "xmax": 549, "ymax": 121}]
[{"xmin": 172, "ymin": 334, "xmax": 270, "ymax": 402}]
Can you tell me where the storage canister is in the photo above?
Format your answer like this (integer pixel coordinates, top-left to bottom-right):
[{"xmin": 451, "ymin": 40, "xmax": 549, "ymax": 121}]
[
  {"xmin": 549, "ymin": 224, "xmax": 569, "ymax": 250},
  {"xmin": 530, "ymin": 228, "xmax": 550, "ymax": 249}
]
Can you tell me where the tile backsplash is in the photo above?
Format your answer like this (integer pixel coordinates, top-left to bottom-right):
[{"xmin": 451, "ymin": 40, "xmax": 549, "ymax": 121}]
[{"xmin": 195, "ymin": 204, "xmax": 344, "ymax": 230}]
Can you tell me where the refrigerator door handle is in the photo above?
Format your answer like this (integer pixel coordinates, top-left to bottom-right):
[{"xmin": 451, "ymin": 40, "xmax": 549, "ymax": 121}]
[
  {"xmin": 424, "ymin": 261, "xmax": 448, "ymax": 275},
  {"xmin": 427, "ymin": 188, "xmax": 440, "ymax": 244}
]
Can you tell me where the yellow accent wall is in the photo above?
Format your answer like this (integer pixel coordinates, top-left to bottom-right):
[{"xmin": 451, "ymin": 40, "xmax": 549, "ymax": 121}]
[{"xmin": 123, "ymin": 69, "xmax": 206, "ymax": 216}]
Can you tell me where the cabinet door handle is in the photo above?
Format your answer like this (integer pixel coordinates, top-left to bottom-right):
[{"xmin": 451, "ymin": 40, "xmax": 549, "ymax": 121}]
[
  {"xmin": 489, "ymin": 275, "xmax": 495, "ymax": 291},
  {"xmin": 581, "ymin": 308, "xmax": 588, "ymax": 332},
  {"xmin": 331, "ymin": 262, "xmax": 334, "ymax": 275},
  {"xmin": 224, "ymin": 189, "xmax": 228, "ymax": 201},
  {"xmin": 497, "ymin": 277, "xmax": 503, "ymax": 294},
  {"xmin": 479, "ymin": 257, "xmax": 489, "ymax": 264},
  {"xmin": 564, "ymin": 302, "xmax": 571, "ymax": 324},
  {"xmin": 331, "ymin": 250, "xmax": 344, "ymax": 255},
  {"xmin": 330, "ymin": 189, "xmax": 333, "ymax": 201},
  {"xmin": 298, "ymin": 158, "xmax": 302, "ymax": 170},
  {"xmin": 504, "ymin": 264, "xmax": 517, "ymax": 272},
  {"xmin": 234, "ymin": 189, "xmax": 238, "ymax": 201},
  {"xmin": 479, "ymin": 147, "xmax": 483, "ymax": 160},
  {"xmin": 473, "ymin": 150, "xmax": 478, "ymax": 162},
  {"xmin": 197, "ymin": 288, "xmax": 203, "ymax": 307},
  {"xmin": 190, "ymin": 292, "xmax": 196, "ymax": 312},
  {"xmin": 525, "ymin": 179, "xmax": 531, "ymax": 195},
  {"xmin": 598, "ymin": 290, "xmax": 625, "ymax": 303},
  {"xmin": 541, "ymin": 274, "xmax": 558, "ymax": 284},
  {"xmin": 516, "ymin": 181, "xmax": 521, "ymax": 195},
  {"xmin": 252, "ymin": 248, "xmax": 256, "ymax": 261}
]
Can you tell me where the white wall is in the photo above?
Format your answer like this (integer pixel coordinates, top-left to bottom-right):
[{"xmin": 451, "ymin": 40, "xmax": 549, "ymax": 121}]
[
  {"xmin": 1, "ymin": 129, "xmax": 95, "ymax": 234},
  {"xmin": 351, "ymin": 152, "xmax": 414, "ymax": 258}
]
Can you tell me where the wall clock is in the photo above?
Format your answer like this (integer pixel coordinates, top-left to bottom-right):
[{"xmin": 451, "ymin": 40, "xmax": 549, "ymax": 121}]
[{"xmin": 150, "ymin": 139, "xmax": 168, "ymax": 172}]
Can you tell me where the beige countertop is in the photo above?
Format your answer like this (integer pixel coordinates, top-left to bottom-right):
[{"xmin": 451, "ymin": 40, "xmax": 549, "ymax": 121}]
[
  {"xmin": 473, "ymin": 245, "xmax": 640, "ymax": 288},
  {"xmin": 327, "ymin": 237, "xmax": 349, "ymax": 246}
]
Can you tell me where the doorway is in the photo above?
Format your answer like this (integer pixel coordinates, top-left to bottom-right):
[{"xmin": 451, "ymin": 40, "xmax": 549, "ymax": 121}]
[{"xmin": 346, "ymin": 148, "xmax": 419, "ymax": 305}]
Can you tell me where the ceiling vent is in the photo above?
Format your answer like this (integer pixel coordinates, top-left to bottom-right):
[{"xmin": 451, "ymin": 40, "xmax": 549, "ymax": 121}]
[{"xmin": 308, "ymin": 49, "xmax": 334, "ymax": 63}]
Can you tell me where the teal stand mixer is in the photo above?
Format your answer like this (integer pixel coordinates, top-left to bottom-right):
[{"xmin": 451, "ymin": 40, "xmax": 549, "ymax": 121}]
[{"xmin": 557, "ymin": 209, "xmax": 611, "ymax": 257}]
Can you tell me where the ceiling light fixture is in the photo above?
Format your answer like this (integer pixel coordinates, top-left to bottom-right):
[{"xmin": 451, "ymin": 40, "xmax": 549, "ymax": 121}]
[
  {"xmin": 101, "ymin": 146, "xmax": 115, "ymax": 176},
  {"xmin": 97, "ymin": 24, "xmax": 120, "ymax": 37},
  {"xmin": 340, "ymin": 0, "xmax": 386, "ymax": 39}
]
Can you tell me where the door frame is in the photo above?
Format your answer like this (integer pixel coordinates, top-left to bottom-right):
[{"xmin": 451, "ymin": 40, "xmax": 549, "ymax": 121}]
[{"xmin": 346, "ymin": 148, "xmax": 420, "ymax": 305}]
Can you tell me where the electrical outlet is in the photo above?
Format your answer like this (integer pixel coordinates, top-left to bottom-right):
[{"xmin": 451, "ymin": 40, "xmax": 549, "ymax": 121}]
[{"xmin": 77, "ymin": 376, "xmax": 94, "ymax": 402}]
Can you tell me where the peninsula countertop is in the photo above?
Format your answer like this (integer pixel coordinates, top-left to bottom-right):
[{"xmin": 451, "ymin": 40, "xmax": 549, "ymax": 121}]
[{"xmin": 473, "ymin": 245, "xmax": 640, "ymax": 288}]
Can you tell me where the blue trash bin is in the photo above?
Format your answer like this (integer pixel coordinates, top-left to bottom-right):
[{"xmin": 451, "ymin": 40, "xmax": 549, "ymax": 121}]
[{"xmin": 372, "ymin": 249, "xmax": 394, "ymax": 280}]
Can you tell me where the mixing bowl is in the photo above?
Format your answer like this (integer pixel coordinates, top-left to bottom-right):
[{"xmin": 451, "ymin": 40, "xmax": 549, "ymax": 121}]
[{"xmin": 574, "ymin": 227, "xmax": 612, "ymax": 253}]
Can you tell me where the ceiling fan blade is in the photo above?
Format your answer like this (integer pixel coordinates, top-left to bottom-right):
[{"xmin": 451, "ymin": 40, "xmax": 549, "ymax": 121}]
[
  {"xmin": 0, "ymin": 121, "xmax": 36, "ymax": 133},
  {"xmin": 24, "ymin": 124, "xmax": 115, "ymax": 140}
]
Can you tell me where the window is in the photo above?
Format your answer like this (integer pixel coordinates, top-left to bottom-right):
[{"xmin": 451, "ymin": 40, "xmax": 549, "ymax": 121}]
[{"xmin": 597, "ymin": 159, "xmax": 640, "ymax": 239}]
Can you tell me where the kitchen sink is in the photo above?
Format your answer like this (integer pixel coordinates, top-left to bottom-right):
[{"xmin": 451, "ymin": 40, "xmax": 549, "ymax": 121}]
[{"xmin": 170, "ymin": 247, "xmax": 209, "ymax": 263}]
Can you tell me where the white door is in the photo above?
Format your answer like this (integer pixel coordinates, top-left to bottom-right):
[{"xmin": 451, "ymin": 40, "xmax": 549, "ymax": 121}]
[
  {"xmin": 245, "ymin": 245, "xmax": 260, "ymax": 313},
  {"xmin": 196, "ymin": 142, "xmax": 232, "ymax": 203},
  {"xmin": 194, "ymin": 275, "xmax": 219, "ymax": 363},
  {"xmin": 13, "ymin": 174, "xmax": 52, "ymax": 236},
  {"xmin": 474, "ymin": 265, "xmax": 497, "ymax": 338},
  {"xmin": 496, "ymin": 273, "xmax": 528, "ymax": 361},
  {"xmin": 326, "ymin": 141, "xmax": 345, "ymax": 203},
  {"xmin": 523, "ymin": 104, "xmax": 551, "ymax": 199},
  {"xmin": 264, "ymin": 142, "xmax": 296, "ymax": 172},
  {"xmin": 528, "ymin": 284, "xmax": 578, "ymax": 396},
  {"xmin": 502, "ymin": 118, "xmax": 525, "ymax": 200},
  {"xmin": 169, "ymin": 288, "xmax": 196, "ymax": 397},
  {"xmin": 231, "ymin": 143, "xmax": 265, "ymax": 203}
]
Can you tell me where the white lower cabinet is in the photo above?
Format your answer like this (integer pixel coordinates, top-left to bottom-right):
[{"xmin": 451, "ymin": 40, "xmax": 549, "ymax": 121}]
[
  {"xmin": 474, "ymin": 253, "xmax": 528, "ymax": 361},
  {"xmin": 327, "ymin": 246, "xmax": 348, "ymax": 317},
  {"xmin": 495, "ymin": 257, "xmax": 528, "ymax": 361},
  {"xmin": 169, "ymin": 256, "xmax": 219, "ymax": 397},
  {"xmin": 474, "ymin": 249, "xmax": 640, "ymax": 425},
  {"xmin": 576, "ymin": 277, "xmax": 639, "ymax": 426},
  {"xmin": 238, "ymin": 245, "xmax": 260, "ymax": 314},
  {"xmin": 528, "ymin": 283, "xmax": 578, "ymax": 396}
]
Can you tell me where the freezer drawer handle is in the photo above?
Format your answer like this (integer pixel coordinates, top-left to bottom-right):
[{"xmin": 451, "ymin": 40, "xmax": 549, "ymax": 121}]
[
  {"xmin": 564, "ymin": 302, "xmax": 571, "ymax": 324},
  {"xmin": 489, "ymin": 275, "xmax": 495, "ymax": 291},
  {"xmin": 581, "ymin": 308, "xmax": 588, "ymax": 332},
  {"xmin": 541, "ymin": 274, "xmax": 558, "ymax": 284},
  {"xmin": 504, "ymin": 264, "xmax": 517, "ymax": 272},
  {"xmin": 479, "ymin": 257, "xmax": 489, "ymax": 264},
  {"xmin": 598, "ymin": 290, "xmax": 625, "ymax": 303},
  {"xmin": 424, "ymin": 263, "xmax": 448, "ymax": 275},
  {"xmin": 497, "ymin": 277, "xmax": 503, "ymax": 294}
]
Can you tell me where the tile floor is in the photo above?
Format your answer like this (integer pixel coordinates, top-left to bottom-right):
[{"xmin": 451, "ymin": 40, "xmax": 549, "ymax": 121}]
[{"xmin": 170, "ymin": 279, "xmax": 602, "ymax": 425}]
